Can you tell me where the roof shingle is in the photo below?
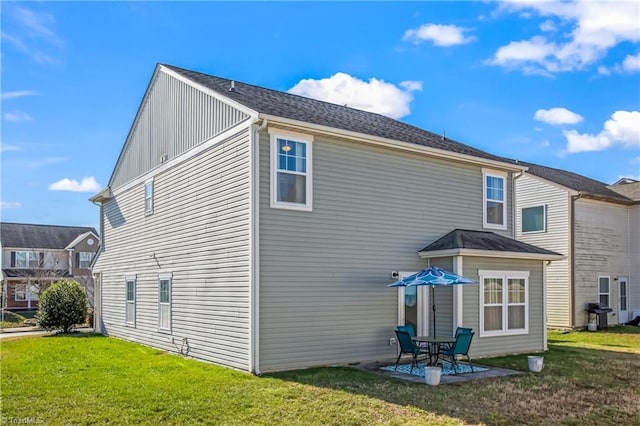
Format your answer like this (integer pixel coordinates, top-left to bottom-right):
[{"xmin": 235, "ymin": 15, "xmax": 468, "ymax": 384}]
[{"xmin": 0, "ymin": 223, "xmax": 98, "ymax": 250}]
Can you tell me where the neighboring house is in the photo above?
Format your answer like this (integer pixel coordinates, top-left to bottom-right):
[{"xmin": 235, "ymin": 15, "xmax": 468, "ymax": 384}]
[
  {"xmin": 91, "ymin": 64, "xmax": 561, "ymax": 374},
  {"xmin": 1, "ymin": 223, "xmax": 99, "ymax": 310},
  {"xmin": 515, "ymin": 165, "xmax": 639, "ymax": 329}
]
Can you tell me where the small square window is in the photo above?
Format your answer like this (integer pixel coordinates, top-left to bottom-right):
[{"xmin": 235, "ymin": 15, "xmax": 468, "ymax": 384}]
[{"xmin": 522, "ymin": 206, "xmax": 546, "ymax": 233}]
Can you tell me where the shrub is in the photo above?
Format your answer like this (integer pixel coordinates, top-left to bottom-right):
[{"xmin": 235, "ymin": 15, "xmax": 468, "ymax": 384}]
[{"xmin": 35, "ymin": 279, "xmax": 88, "ymax": 333}]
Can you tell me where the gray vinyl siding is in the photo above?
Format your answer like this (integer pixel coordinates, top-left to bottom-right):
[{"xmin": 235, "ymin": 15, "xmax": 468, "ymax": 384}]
[
  {"xmin": 257, "ymin": 131, "xmax": 515, "ymax": 372},
  {"xmin": 110, "ymin": 70, "xmax": 250, "ymax": 189},
  {"xmin": 515, "ymin": 173, "xmax": 571, "ymax": 328},
  {"xmin": 428, "ymin": 257, "xmax": 454, "ymax": 338},
  {"xmin": 462, "ymin": 257, "xmax": 545, "ymax": 357},
  {"xmin": 573, "ymin": 198, "xmax": 630, "ymax": 327},
  {"xmin": 95, "ymin": 127, "xmax": 252, "ymax": 371}
]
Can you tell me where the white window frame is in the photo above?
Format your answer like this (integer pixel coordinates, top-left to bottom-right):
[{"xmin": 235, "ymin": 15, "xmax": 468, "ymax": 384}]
[
  {"xmin": 145, "ymin": 179, "xmax": 154, "ymax": 215},
  {"xmin": 269, "ymin": 129, "xmax": 313, "ymax": 212},
  {"xmin": 14, "ymin": 284, "xmax": 27, "ymax": 301},
  {"xmin": 158, "ymin": 273, "xmax": 172, "ymax": 333},
  {"xmin": 79, "ymin": 252, "xmax": 93, "ymax": 268},
  {"xmin": 479, "ymin": 270, "xmax": 529, "ymax": 337},
  {"xmin": 125, "ymin": 275, "xmax": 136, "ymax": 326},
  {"xmin": 598, "ymin": 275, "xmax": 610, "ymax": 308},
  {"xmin": 482, "ymin": 169, "xmax": 507, "ymax": 230},
  {"xmin": 521, "ymin": 205, "xmax": 546, "ymax": 234},
  {"xmin": 15, "ymin": 251, "xmax": 40, "ymax": 269}
]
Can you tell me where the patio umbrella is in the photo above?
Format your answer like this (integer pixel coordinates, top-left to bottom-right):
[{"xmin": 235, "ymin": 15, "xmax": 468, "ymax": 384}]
[{"xmin": 388, "ymin": 266, "xmax": 477, "ymax": 337}]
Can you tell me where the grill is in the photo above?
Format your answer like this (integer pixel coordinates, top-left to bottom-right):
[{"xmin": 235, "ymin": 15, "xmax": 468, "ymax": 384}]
[{"xmin": 585, "ymin": 303, "xmax": 613, "ymax": 330}]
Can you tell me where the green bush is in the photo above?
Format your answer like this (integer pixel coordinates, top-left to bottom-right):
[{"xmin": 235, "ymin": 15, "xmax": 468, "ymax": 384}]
[{"xmin": 35, "ymin": 279, "xmax": 88, "ymax": 333}]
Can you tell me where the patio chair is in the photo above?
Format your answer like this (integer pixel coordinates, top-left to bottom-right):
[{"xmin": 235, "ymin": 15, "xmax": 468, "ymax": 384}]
[
  {"xmin": 454, "ymin": 327, "xmax": 473, "ymax": 337},
  {"xmin": 394, "ymin": 329, "xmax": 428, "ymax": 374},
  {"xmin": 396, "ymin": 324, "xmax": 416, "ymax": 337},
  {"xmin": 439, "ymin": 330, "xmax": 474, "ymax": 374}
]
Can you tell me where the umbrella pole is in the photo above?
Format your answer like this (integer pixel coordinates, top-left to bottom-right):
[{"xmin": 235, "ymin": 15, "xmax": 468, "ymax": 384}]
[{"xmin": 431, "ymin": 286, "xmax": 436, "ymax": 337}]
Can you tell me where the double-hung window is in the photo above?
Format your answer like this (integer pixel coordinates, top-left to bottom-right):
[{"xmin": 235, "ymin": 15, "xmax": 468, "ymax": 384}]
[
  {"xmin": 158, "ymin": 274, "xmax": 172, "ymax": 332},
  {"xmin": 145, "ymin": 180, "xmax": 154, "ymax": 215},
  {"xmin": 598, "ymin": 276, "xmax": 610, "ymax": 308},
  {"xmin": 125, "ymin": 276, "xmax": 136, "ymax": 326},
  {"xmin": 483, "ymin": 170, "xmax": 507, "ymax": 229},
  {"xmin": 522, "ymin": 205, "xmax": 546, "ymax": 233},
  {"xmin": 79, "ymin": 252, "xmax": 93, "ymax": 268},
  {"xmin": 14, "ymin": 284, "xmax": 27, "ymax": 301},
  {"xmin": 479, "ymin": 270, "xmax": 529, "ymax": 336},
  {"xmin": 270, "ymin": 130, "xmax": 312, "ymax": 211},
  {"xmin": 13, "ymin": 251, "xmax": 41, "ymax": 268}
]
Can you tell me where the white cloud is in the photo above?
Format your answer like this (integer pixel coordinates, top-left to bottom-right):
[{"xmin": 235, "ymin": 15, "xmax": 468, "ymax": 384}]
[
  {"xmin": 1, "ymin": 201, "xmax": 23, "ymax": 209},
  {"xmin": 49, "ymin": 176, "xmax": 101, "ymax": 192},
  {"xmin": 490, "ymin": 1, "xmax": 640, "ymax": 74},
  {"xmin": 597, "ymin": 65, "xmax": 612, "ymax": 75},
  {"xmin": 4, "ymin": 111, "xmax": 32, "ymax": 122},
  {"xmin": 288, "ymin": 73, "xmax": 422, "ymax": 119},
  {"xmin": 630, "ymin": 156, "xmax": 640, "ymax": 164},
  {"xmin": 622, "ymin": 52, "xmax": 640, "ymax": 72},
  {"xmin": 534, "ymin": 107, "xmax": 584, "ymax": 125},
  {"xmin": 563, "ymin": 110, "xmax": 640, "ymax": 153},
  {"xmin": 1, "ymin": 90, "xmax": 39, "ymax": 100},
  {"xmin": 403, "ymin": 23, "xmax": 475, "ymax": 47},
  {"xmin": 0, "ymin": 143, "xmax": 23, "ymax": 152},
  {"xmin": 2, "ymin": 5, "xmax": 63, "ymax": 64},
  {"xmin": 539, "ymin": 20, "xmax": 556, "ymax": 32}
]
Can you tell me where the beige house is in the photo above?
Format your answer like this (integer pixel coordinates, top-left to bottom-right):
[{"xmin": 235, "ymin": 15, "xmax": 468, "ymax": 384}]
[
  {"xmin": 515, "ymin": 165, "xmax": 639, "ymax": 329},
  {"xmin": 91, "ymin": 64, "xmax": 561, "ymax": 373},
  {"xmin": 1, "ymin": 222, "xmax": 99, "ymax": 310}
]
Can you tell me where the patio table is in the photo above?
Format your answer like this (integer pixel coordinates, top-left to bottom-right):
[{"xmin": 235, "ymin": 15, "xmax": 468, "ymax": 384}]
[{"xmin": 413, "ymin": 336, "xmax": 455, "ymax": 366}]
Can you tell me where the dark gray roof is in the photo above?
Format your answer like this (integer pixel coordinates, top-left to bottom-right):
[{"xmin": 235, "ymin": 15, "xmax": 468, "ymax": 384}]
[
  {"xmin": 419, "ymin": 229, "xmax": 561, "ymax": 256},
  {"xmin": 522, "ymin": 162, "xmax": 634, "ymax": 204},
  {"xmin": 162, "ymin": 64, "xmax": 514, "ymax": 164},
  {"xmin": 0, "ymin": 223, "xmax": 97, "ymax": 250}
]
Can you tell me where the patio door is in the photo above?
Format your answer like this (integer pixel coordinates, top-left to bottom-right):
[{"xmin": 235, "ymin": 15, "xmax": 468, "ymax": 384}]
[
  {"xmin": 618, "ymin": 277, "xmax": 629, "ymax": 323},
  {"xmin": 397, "ymin": 272, "xmax": 428, "ymax": 336}
]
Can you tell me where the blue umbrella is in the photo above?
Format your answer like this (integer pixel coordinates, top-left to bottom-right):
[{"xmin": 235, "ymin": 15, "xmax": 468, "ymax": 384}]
[{"xmin": 388, "ymin": 266, "xmax": 477, "ymax": 337}]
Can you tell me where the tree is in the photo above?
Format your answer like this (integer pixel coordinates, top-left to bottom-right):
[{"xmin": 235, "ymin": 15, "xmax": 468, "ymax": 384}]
[{"xmin": 35, "ymin": 279, "xmax": 88, "ymax": 333}]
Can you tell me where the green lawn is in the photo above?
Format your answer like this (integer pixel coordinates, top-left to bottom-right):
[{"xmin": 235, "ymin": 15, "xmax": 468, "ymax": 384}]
[{"xmin": 2, "ymin": 327, "xmax": 639, "ymax": 425}]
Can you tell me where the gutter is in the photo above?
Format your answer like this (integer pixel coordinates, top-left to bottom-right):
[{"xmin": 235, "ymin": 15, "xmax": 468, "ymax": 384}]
[{"xmin": 259, "ymin": 114, "xmax": 528, "ymax": 173}]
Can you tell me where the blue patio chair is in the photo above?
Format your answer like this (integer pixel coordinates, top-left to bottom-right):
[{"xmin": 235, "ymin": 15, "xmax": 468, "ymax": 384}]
[
  {"xmin": 394, "ymin": 329, "xmax": 427, "ymax": 374},
  {"xmin": 396, "ymin": 324, "xmax": 416, "ymax": 337},
  {"xmin": 454, "ymin": 327, "xmax": 473, "ymax": 337},
  {"xmin": 440, "ymin": 330, "xmax": 475, "ymax": 374}
]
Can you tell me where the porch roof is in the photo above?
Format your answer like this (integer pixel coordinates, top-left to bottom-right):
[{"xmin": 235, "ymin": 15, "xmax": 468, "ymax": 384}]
[{"xmin": 418, "ymin": 229, "xmax": 564, "ymax": 261}]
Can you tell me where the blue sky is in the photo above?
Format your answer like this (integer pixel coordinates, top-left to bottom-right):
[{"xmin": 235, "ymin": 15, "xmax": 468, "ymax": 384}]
[{"xmin": 2, "ymin": 1, "xmax": 639, "ymax": 228}]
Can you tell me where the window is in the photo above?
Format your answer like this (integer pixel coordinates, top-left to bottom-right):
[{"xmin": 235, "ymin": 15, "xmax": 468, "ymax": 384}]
[
  {"xmin": 598, "ymin": 276, "xmax": 610, "ymax": 308},
  {"xmin": 158, "ymin": 275, "xmax": 172, "ymax": 332},
  {"xmin": 79, "ymin": 252, "xmax": 93, "ymax": 268},
  {"xmin": 14, "ymin": 284, "xmax": 26, "ymax": 301},
  {"xmin": 479, "ymin": 270, "xmax": 529, "ymax": 336},
  {"xmin": 13, "ymin": 251, "xmax": 41, "ymax": 268},
  {"xmin": 483, "ymin": 170, "xmax": 507, "ymax": 229},
  {"xmin": 126, "ymin": 277, "xmax": 136, "ymax": 326},
  {"xmin": 270, "ymin": 130, "xmax": 312, "ymax": 211},
  {"xmin": 145, "ymin": 180, "xmax": 154, "ymax": 214},
  {"xmin": 522, "ymin": 205, "xmax": 546, "ymax": 233}
]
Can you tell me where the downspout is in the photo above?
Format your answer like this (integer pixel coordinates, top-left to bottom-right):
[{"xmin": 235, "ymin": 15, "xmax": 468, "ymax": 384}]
[
  {"xmin": 512, "ymin": 170, "xmax": 524, "ymax": 239},
  {"xmin": 570, "ymin": 193, "xmax": 582, "ymax": 328},
  {"xmin": 90, "ymin": 197, "xmax": 106, "ymax": 335},
  {"xmin": 250, "ymin": 118, "xmax": 267, "ymax": 375}
]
